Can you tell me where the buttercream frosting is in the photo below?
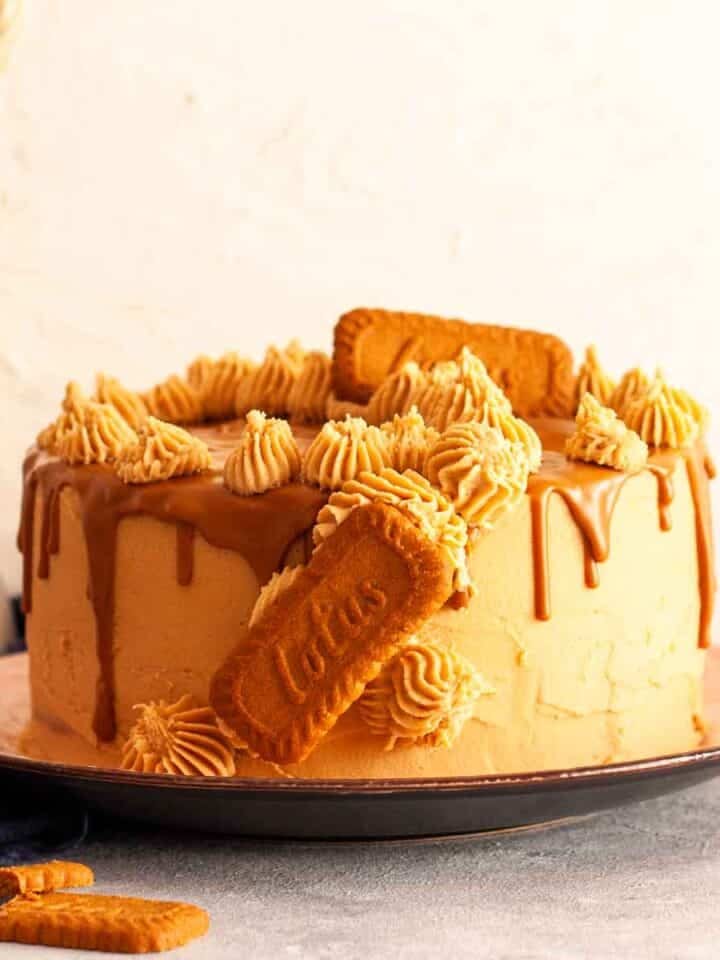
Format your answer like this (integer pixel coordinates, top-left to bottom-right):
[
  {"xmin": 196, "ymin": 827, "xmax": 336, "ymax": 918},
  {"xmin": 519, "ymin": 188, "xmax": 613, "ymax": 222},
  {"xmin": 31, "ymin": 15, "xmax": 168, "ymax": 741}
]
[
  {"xmin": 381, "ymin": 407, "xmax": 439, "ymax": 475},
  {"xmin": 574, "ymin": 345, "xmax": 615, "ymax": 409},
  {"xmin": 426, "ymin": 421, "xmax": 529, "ymax": 528},
  {"xmin": 610, "ymin": 367, "xmax": 650, "ymax": 417},
  {"xmin": 203, "ymin": 351, "xmax": 256, "ymax": 421},
  {"xmin": 287, "ymin": 351, "xmax": 333, "ymax": 423},
  {"xmin": 223, "ymin": 410, "xmax": 302, "ymax": 495},
  {"xmin": 302, "ymin": 416, "xmax": 390, "ymax": 490},
  {"xmin": 235, "ymin": 341, "xmax": 306, "ymax": 416},
  {"xmin": 121, "ymin": 694, "xmax": 236, "ymax": 776},
  {"xmin": 115, "ymin": 417, "xmax": 212, "ymax": 483},
  {"xmin": 566, "ymin": 393, "xmax": 648, "ymax": 472},
  {"xmin": 94, "ymin": 373, "xmax": 148, "ymax": 431},
  {"xmin": 57, "ymin": 400, "xmax": 137, "ymax": 466},
  {"xmin": 366, "ymin": 361, "xmax": 426, "ymax": 425},
  {"xmin": 142, "ymin": 374, "xmax": 205, "ymax": 425},
  {"xmin": 623, "ymin": 372, "xmax": 699, "ymax": 448},
  {"xmin": 357, "ymin": 642, "xmax": 492, "ymax": 749}
]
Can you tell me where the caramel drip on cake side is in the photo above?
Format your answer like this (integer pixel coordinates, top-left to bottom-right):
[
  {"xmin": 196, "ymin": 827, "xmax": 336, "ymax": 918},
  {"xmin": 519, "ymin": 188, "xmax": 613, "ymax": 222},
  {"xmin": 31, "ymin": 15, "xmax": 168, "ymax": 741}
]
[
  {"xmin": 528, "ymin": 423, "xmax": 714, "ymax": 648},
  {"xmin": 526, "ymin": 454, "xmax": 675, "ymax": 621},
  {"xmin": 683, "ymin": 445, "xmax": 716, "ymax": 649},
  {"xmin": 176, "ymin": 522, "xmax": 195, "ymax": 587},
  {"xmin": 18, "ymin": 447, "xmax": 327, "ymax": 741}
]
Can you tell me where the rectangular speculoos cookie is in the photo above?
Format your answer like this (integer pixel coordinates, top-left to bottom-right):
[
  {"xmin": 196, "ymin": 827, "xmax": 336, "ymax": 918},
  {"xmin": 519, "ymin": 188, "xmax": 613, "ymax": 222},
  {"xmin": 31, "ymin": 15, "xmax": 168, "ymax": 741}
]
[
  {"xmin": 0, "ymin": 861, "xmax": 94, "ymax": 899},
  {"xmin": 0, "ymin": 891, "xmax": 209, "ymax": 953},
  {"xmin": 211, "ymin": 502, "xmax": 456, "ymax": 765},
  {"xmin": 333, "ymin": 307, "xmax": 575, "ymax": 417}
]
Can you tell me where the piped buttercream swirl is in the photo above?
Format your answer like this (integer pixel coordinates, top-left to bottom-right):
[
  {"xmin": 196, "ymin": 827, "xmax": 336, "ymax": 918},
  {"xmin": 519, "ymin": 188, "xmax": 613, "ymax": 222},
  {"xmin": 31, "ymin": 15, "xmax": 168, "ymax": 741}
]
[
  {"xmin": 623, "ymin": 372, "xmax": 699, "ymax": 448},
  {"xmin": 235, "ymin": 341, "xmax": 306, "ymax": 416},
  {"xmin": 224, "ymin": 410, "xmax": 302, "ymax": 495},
  {"xmin": 357, "ymin": 642, "xmax": 492, "ymax": 749},
  {"xmin": 94, "ymin": 373, "xmax": 148, "ymax": 431},
  {"xmin": 426, "ymin": 421, "xmax": 529, "ymax": 529},
  {"xmin": 366, "ymin": 361, "xmax": 426, "ymax": 425},
  {"xmin": 414, "ymin": 348, "xmax": 512, "ymax": 432},
  {"xmin": 142, "ymin": 374, "xmax": 205, "ymax": 425},
  {"xmin": 610, "ymin": 367, "xmax": 650, "ymax": 418},
  {"xmin": 287, "ymin": 351, "xmax": 333, "ymax": 423},
  {"xmin": 480, "ymin": 401, "xmax": 542, "ymax": 473},
  {"xmin": 121, "ymin": 694, "xmax": 236, "ymax": 777},
  {"xmin": 115, "ymin": 416, "xmax": 212, "ymax": 483},
  {"xmin": 566, "ymin": 393, "xmax": 648, "ymax": 472},
  {"xmin": 574, "ymin": 345, "xmax": 616, "ymax": 409},
  {"xmin": 302, "ymin": 415, "xmax": 391, "ymax": 490},
  {"xmin": 381, "ymin": 407, "xmax": 439, "ymax": 475},
  {"xmin": 36, "ymin": 381, "xmax": 89, "ymax": 452},
  {"xmin": 186, "ymin": 354, "xmax": 216, "ymax": 392},
  {"xmin": 313, "ymin": 467, "xmax": 470, "ymax": 591},
  {"xmin": 57, "ymin": 399, "xmax": 137, "ymax": 466},
  {"xmin": 202, "ymin": 352, "xmax": 256, "ymax": 421}
]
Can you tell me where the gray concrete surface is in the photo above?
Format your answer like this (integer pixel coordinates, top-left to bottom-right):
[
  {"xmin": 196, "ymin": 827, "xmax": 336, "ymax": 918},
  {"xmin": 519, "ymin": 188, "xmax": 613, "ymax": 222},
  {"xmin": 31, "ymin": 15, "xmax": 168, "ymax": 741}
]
[{"xmin": 4, "ymin": 779, "xmax": 720, "ymax": 959}]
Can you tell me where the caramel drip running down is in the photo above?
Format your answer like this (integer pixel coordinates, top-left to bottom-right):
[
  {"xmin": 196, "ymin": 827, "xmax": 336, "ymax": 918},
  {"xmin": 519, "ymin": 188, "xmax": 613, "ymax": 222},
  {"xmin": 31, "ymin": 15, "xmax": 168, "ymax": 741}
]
[
  {"xmin": 19, "ymin": 448, "xmax": 327, "ymax": 741},
  {"xmin": 526, "ymin": 445, "xmax": 678, "ymax": 623},
  {"xmin": 176, "ymin": 523, "xmax": 195, "ymax": 587},
  {"xmin": 37, "ymin": 484, "xmax": 62, "ymax": 580},
  {"xmin": 685, "ymin": 445, "xmax": 716, "ymax": 649}
]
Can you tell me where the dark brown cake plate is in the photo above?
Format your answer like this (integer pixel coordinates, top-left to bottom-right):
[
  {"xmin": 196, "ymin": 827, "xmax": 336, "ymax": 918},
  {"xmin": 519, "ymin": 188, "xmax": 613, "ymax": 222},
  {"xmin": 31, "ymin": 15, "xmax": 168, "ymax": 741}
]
[{"xmin": 1, "ymin": 651, "xmax": 719, "ymax": 841}]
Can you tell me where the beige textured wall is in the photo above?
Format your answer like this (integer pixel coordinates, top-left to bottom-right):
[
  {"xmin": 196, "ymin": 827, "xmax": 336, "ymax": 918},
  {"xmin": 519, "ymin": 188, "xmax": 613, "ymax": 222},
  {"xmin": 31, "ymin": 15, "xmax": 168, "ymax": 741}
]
[{"xmin": 1, "ymin": 0, "xmax": 719, "ymax": 597}]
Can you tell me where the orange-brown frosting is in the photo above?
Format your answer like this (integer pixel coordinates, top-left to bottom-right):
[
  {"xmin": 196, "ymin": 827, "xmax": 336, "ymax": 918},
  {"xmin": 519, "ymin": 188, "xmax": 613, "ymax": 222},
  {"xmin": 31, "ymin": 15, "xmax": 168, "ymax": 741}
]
[
  {"xmin": 223, "ymin": 410, "xmax": 301, "ymax": 495},
  {"xmin": 574, "ymin": 345, "xmax": 615, "ymax": 409},
  {"xmin": 672, "ymin": 385, "xmax": 710, "ymax": 435},
  {"xmin": 566, "ymin": 394, "xmax": 648, "ymax": 472},
  {"xmin": 94, "ymin": 373, "xmax": 148, "ymax": 431},
  {"xmin": 381, "ymin": 407, "xmax": 439, "ymax": 475},
  {"xmin": 58, "ymin": 401, "xmax": 137, "ymax": 466},
  {"xmin": 235, "ymin": 341, "xmax": 306, "ymax": 417},
  {"xmin": 287, "ymin": 351, "xmax": 333, "ymax": 423},
  {"xmin": 302, "ymin": 416, "xmax": 390, "ymax": 490},
  {"xmin": 121, "ymin": 694, "xmax": 236, "ymax": 776},
  {"xmin": 610, "ymin": 367, "xmax": 650, "ymax": 417},
  {"xmin": 203, "ymin": 352, "xmax": 256, "ymax": 421},
  {"xmin": 414, "ymin": 348, "xmax": 512, "ymax": 432},
  {"xmin": 186, "ymin": 354, "xmax": 216, "ymax": 392},
  {"xmin": 623, "ymin": 372, "xmax": 699, "ymax": 448},
  {"xmin": 366, "ymin": 361, "xmax": 426, "ymax": 425},
  {"xmin": 357, "ymin": 642, "xmax": 492, "ymax": 748},
  {"xmin": 481, "ymin": 402, "xmax": 542, "ymax": 473},
  {"xmin": 426, "ymin": 421, "xmax": 529, "ymax": 528},
  {"xmin": 36, "ymin": 382, "xmax": 90, "ymax": 452},
  {"xmin": 142, "ymin": 375, "xmax": 205, "ymax": 425},
  {"xmin": 115, "ymin": 417, "xmax": 212, "ymax": 483},
  {"xmin": 313, "ymin": 467, "xmax": 469, "ymax": 590}
]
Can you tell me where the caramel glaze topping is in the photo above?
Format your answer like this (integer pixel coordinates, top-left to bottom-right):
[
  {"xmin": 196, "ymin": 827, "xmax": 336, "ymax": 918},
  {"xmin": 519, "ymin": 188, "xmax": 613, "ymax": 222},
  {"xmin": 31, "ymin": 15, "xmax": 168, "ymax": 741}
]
[{"xmin": 17, "ymin": 415, "xmax": 715, "ymax": 742}]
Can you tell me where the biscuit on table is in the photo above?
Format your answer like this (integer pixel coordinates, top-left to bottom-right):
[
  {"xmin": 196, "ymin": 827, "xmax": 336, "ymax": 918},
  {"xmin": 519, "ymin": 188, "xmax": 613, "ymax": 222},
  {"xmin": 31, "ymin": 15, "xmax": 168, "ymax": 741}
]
[
  {"xmin": 333, "ymin": 307, "xmax": 575, "ymax": 417},
  {"xmin": 0, "ymin": 891, "xmax": 209, "ymax": 953},
  {"xmin": 211, "ymin": 501, "xmax": 456, "ymax": 765},
  {"xmin": 0, "ymin": 861, "xmax": 94, "ymax": 899}
]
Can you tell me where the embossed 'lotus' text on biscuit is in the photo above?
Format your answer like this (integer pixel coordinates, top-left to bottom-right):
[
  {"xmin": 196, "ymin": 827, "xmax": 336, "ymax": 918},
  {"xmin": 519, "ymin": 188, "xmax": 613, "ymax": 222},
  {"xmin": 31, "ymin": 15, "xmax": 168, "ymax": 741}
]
[
  {"xmin": 210, "ymin": 502, "xmax": 455, "ymax": 764},
  {"xmin": 273, "ymin": 582, "xmax": 387, "ymax": 706}
]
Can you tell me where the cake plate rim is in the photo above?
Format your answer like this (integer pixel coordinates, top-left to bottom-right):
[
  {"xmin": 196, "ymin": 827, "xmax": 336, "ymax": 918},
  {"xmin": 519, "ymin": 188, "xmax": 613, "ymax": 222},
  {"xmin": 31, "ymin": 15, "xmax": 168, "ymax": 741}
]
[{"xmin": 2, "ymin": 650, "xmax": 719, "ymax": 839}]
